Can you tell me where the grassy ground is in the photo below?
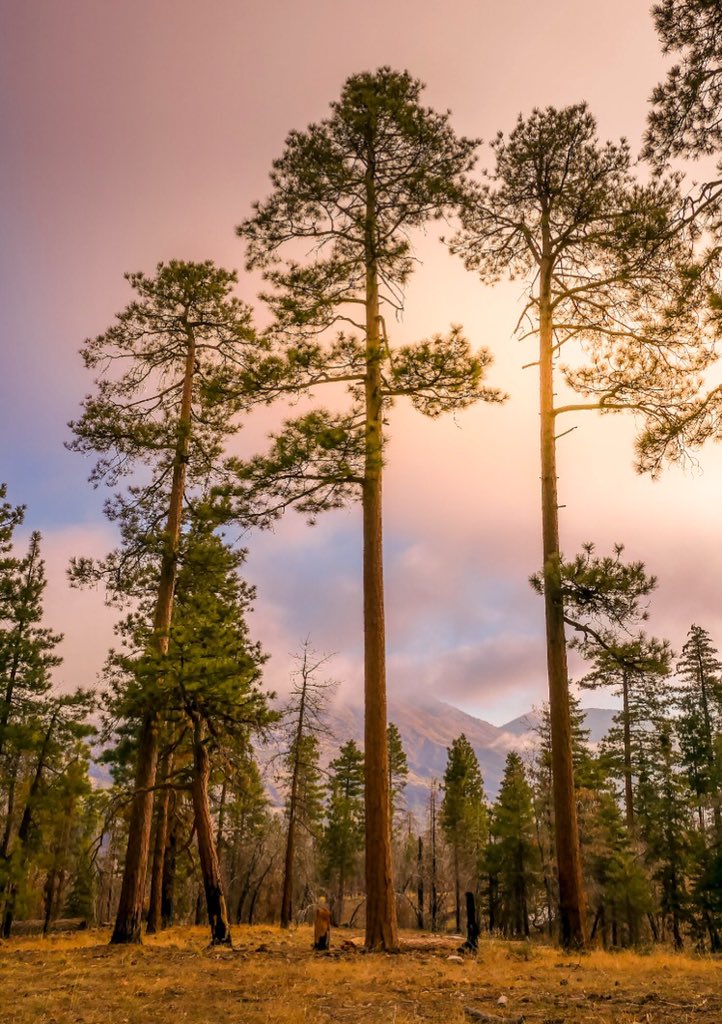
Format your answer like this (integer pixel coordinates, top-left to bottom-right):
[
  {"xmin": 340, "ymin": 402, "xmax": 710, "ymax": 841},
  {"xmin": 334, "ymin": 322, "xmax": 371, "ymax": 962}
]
[{"xmin": 0, "ymin": 925, "xmax": 720, "ymax": 1023}]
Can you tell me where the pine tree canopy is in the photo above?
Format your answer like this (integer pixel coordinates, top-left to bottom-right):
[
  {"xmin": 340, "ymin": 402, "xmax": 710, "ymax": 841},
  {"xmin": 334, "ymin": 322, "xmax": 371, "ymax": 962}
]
[
  {"xmin": 67, "ymin": 261, "xmax": 267, "ymax": 600},
  {"xmin": 449, "ymin": 104, "xmax": 716, "ymax": 476},
  {"xmin": 647, "ymin": 1, "xmax": 722, "ymax": 160},
  {"xmin": 230, "ymin": 68, "xmax": 504, "ymax": 526}
]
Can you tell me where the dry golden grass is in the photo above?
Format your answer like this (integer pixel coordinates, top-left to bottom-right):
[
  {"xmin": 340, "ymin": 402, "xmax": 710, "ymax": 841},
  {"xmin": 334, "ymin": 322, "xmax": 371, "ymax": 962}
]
[{"xmin": 0, "ymin": 925, "xmax": 720, "ymax": 1024}]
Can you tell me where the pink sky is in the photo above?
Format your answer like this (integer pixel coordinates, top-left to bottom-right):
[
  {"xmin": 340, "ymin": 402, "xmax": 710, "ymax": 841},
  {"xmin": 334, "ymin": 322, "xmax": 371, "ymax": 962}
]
[{"xmin": 2, "ymin": 1, "xmax": 722, "ymax": 723}]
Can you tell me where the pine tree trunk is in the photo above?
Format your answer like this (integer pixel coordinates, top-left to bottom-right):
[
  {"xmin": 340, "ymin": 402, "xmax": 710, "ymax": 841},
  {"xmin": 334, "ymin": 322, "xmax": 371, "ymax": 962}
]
[
  {"xmin": 453, "ymin": 845, "xmax": 461, "ymax": 933},
  {"xmin": 0, "ymin": 752, "xmax": 20, "ymax": 866},
  {"xmin": 465, "ymin": 891, "xmax": 480, "ymax": 950},
  {"xmin": 248, "ymin": 878, "xmax": 262, "ymax": 925},
  {"xmin": 1, "ymin": 898, "xmax": 13, "ymax": 938},
  {"xmin": 538, "ymin": 243, "xmax": 587, "ymax": 950},
  {"xmin": 280, "ymin": 810, "xmax": 296, "ymax": 928},
  {"xmin": 195, "ymin": 886, "xmax": 205, "ymax": 925},
  {"xmin": 0, "ymin": 536, "xmax": 40, "ymax": 762},
  {"xmin": 626, "ymin": 893, "xmax": 639, "ymax": 946},
  {"xmin": 488, "ymin": 872, "xmax": 498, "ymax": 933},
  {"xmin": 102, "ymin": 848, "xmax": 116, "ymax": 925},
  {"xmin": 2, "ymin": 710, "xmax": 57, "ymax": 937},
  {"xmin": 704, "ymin": 907, "xmax": 721, "ymax": 952},
  {"xmin": 520, "ymin": 848, "xmax": 530, "ymax": 938},
  {"xmin": 146, "ymin": 753, "xmax": 173, "ymax": 934},
  {"xmin": 216, "ymin": 781, "xmax": 227, "ymax": 891},
  {"xmin": 248, "ymin": 858, "xmax": 274, "ymax": 925},
  {"xmin": 337, "ymin": 860, "xmax": 345, "ymax": 927},
  {"xmin": 281, "ymin": 679, "xmax": 308, "ymax": 928},
  {"xmin": 533, "ymin": 806, "xmax": 555, "ymax": 938},
  {"xmin": 110, "ymin": 714, "xmax": 158, "ymax": 943},
  {"xmin": 416, "ymin": 836, "xmax": 424, "ymax": 929},
  {"xmin": 696, "ymin": 648, "xmax": 722, "ymax": 838},
  {"xmin": 111, "ymin": 326, "xmax": 196, "ymax": 945},
  {"xmin": 362, "ymin": 145, "xmax": 398, "ymax": 953},
  {"xmin": 43, "ymin": 866, "xmax": 58, "ymax": 936},
  {"xmin": 191, "ymin": 715, "xmax": 232, "ymax": 946},
  {"xmin": 44, "ymin": 812, "xmax": 72, "ymax": 935},
  {"xmin": 160, "ymin": 815, "xmax": 177, "ymax": 929},
  {"xmin": 236, "ymin": 876, "xmax": 250, "ymax": 924},
  {"xmin": 430, "ymin": 784, "xmax": 438, "ymax": 932}
]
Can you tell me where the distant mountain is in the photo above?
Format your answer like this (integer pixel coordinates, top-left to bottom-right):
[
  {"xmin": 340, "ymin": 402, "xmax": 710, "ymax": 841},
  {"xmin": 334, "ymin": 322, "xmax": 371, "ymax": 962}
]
[
  {"xmin": 321, "ymin": 697, "xmax": 513, "ymax": 812},
  {"xmin": 500, "ymin": 706, "xmax": 617, "ymax": 745},
  {"xmin": 310, "ymin": 698, "xmax": 618, "ymax": 814},
  {"xmin": 582, "ymin": 707, "xmax": 619, "ymax": 743},
  {"xmin": 280, "ymin": 697, "xmax": 615, "ymax": 814},
  {"xmin": 499, "ymin": 711, "xmax": 540, "ymax": 737},
  {"xmin": 90, "ymin": 698, "xmax": 617, "ymax": 811}
]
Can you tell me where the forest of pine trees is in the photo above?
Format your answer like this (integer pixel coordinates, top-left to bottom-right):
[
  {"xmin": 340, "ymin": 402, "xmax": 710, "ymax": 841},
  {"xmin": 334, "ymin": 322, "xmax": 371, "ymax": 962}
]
[
  {"xmin": 7, "ymin": 1, "xmax": 722, "ymax": 956},
  {"xmin": 7, "ymin": 553, "xmax": 722, "ymax": 952}
]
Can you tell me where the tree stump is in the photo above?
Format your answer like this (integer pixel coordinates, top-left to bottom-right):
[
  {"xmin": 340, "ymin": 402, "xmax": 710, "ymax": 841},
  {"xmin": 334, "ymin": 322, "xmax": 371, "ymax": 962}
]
[{"xmin": 313, "ymin": 906, "xmax": 331, "ymax": 950}]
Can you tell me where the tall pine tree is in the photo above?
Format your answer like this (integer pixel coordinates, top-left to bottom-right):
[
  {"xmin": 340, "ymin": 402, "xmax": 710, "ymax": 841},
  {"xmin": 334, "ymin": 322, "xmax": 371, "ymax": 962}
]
[
  {"xmin": 237, "ymin": 68, "xmax": 503, "ymax": 950},
  {"xmin": 324, "ymin": 739, "xmax": 365, "ymax": 927},
  {"xmin": 488, "ymin": 752, "xmax": 539, "ymax": 938},
  {"xmin": 674, "ymin": 625, "xmax": 722, "ymax": 836},
  {"xmin": 441, "ymin": 734, "xmax": 487, "ymax": 933},
  {"xmin": 69, "ymin": 261, "xmax": 266, "ymax": 944},
  {"xmin": 453, "ymin": 105, "xmax": 709, "ymax": 947}
]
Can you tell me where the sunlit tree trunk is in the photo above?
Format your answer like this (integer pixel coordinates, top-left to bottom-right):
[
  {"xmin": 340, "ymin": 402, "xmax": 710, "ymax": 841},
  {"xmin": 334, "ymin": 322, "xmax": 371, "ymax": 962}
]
[
  {"xmin": 538, "ymin": 230, "xmax": 587, "ymax": 949},
  {"xmin": 362, "ymin": 146, "xmax": 398, "ymax": 952}
]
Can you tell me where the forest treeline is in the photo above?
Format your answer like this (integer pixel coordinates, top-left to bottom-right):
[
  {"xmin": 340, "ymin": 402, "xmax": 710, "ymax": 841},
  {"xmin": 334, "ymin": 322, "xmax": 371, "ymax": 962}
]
[
  {"xmin": 2, "ymin": 524, "xmax": 722, "ymax": 953},
  {"xmin": 3, "ymin": 0, "xmax": 722, "ymax": 953}
]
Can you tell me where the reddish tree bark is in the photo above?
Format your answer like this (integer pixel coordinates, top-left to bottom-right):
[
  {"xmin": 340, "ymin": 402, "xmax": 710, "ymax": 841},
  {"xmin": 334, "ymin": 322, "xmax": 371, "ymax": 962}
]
[
  {"xmin": 362, "ymin": 150, "xmax": 398, "ymax": 952},
  {"xmin": 191, "ymin": 715, "xmax": 231, "ymax": 946},
  {"xmin": 539, "ymin": 236, "xmax": 587, "ymax": 949}
]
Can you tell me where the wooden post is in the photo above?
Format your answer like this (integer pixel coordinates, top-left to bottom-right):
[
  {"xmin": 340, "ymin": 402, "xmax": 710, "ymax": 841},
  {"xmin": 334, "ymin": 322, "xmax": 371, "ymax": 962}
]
[{"xmin": 465, "ymin": 891, "xmax": 480, "ymax": 951}]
